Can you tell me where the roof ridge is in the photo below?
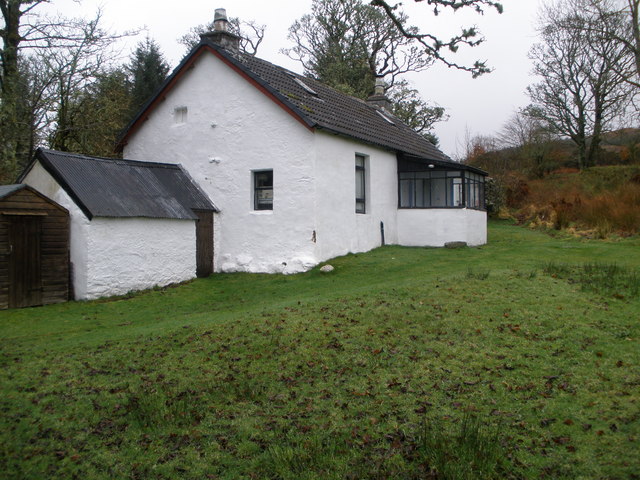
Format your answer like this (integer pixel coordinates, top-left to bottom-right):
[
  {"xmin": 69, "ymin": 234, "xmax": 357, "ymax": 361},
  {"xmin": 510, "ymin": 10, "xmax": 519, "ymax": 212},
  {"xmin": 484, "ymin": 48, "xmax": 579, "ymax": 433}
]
[
  {"xmin": 39, "ymin": 148, "xmax": 182, "ymax": 170},
  {"xmin": 119, "ymin": 39, "xmax": 453, "ymax": 163}
]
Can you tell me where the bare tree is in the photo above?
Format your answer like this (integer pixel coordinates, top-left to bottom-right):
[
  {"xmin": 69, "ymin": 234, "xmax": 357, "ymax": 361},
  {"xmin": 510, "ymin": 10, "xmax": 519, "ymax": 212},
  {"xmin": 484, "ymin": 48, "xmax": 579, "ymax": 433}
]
[
  {"xmin": 369, "ymin": 0, "xmax": 503, "ymax": 77},
  {"xmin": 527, "ymin": 0, "xmax": 635, "ymax": 170},
  {"xmin": 581, "ymin": 0, "xmax": 640, "ymax": 88},
  {"xmin": 498, "ymin": 108, "xmax": 556, "ymax": 177},
  {"xmin": 1, "ymin": 1, "xmax": 137, "ymax": 180},
  {"xmin": 283, "ymin": 0, "xmax": 432, "ymax": 98}
]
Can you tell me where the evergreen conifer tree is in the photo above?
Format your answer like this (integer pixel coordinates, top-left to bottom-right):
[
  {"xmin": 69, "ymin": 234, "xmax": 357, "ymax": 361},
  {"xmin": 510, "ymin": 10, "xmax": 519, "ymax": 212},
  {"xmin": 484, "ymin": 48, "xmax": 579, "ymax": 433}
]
[{"xmin": 127, "ymin": 37, "xmax": 170, "ymax": 114}]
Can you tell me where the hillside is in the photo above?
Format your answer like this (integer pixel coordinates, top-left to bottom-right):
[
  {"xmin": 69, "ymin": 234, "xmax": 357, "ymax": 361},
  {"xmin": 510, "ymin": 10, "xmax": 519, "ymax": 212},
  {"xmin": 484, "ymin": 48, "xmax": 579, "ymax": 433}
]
[{"xmin": 471, "ymin": 128, "xmax": 640, "ymax": 236}]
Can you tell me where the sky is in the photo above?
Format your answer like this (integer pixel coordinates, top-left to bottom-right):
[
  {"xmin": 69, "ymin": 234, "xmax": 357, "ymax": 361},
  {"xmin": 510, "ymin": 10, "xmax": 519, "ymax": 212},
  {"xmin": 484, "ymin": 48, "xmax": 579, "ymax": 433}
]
[{"xmin": 41, "ymin": 0, "xmax": 546, "ymax": 158}]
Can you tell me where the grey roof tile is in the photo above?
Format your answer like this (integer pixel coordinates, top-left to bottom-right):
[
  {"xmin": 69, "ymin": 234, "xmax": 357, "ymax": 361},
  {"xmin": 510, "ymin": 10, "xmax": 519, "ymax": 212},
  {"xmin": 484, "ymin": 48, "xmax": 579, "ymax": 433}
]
[{"xmin": 34, "ymin": 149, "xmax": 217, "ymax": 220}]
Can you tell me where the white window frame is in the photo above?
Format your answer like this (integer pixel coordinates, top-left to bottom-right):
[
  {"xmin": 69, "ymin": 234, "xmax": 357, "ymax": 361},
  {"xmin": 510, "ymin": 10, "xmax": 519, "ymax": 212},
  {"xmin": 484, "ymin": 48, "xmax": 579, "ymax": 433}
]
[
  {"xmin": 355, "ymin": 154, "xmax": 367, "ymax": 214},
  {"xmin": 253, "ymin": 169, "xmax": 273, "ymax": 211}
]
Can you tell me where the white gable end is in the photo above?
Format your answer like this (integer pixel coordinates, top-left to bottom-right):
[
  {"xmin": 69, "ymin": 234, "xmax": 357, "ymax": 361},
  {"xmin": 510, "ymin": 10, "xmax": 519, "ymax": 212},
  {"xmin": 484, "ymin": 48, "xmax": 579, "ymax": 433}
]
[{"xmin": 124, "ymin": 51, "xmax": 320, "ymax": 273}]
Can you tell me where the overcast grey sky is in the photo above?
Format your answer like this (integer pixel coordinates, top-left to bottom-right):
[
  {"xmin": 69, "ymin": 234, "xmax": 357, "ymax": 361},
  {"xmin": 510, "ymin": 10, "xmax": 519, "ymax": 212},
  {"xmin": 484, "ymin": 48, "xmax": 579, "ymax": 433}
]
[{"xmin": 43, "ymin": 0, "xmax": 546, "ymax": 158}]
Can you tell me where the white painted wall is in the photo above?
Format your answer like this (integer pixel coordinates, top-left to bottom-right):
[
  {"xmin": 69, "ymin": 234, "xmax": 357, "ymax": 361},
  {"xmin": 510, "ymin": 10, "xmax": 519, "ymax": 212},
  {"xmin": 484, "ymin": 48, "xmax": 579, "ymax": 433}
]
[
  {"xmin": 83, "ymin": 217, "xmax": 195, "ymax": 300},
  {"xmin": 123, "ymin": 48, "xmax": 488, "ymax": 273},
  {"xmin": 124, "ymin": 52, "xmax": 318, "ymax": 274},
  {"xmin": 313, "ymin": 132, "xmax": 399, "ymax": 262},
  {"xmin": 23, "ymin": 161, "xmax": 197, "ymax": 300},
  {"xmin": 397, "ymin": 208, "xmax": 487, "ymax": 247}
]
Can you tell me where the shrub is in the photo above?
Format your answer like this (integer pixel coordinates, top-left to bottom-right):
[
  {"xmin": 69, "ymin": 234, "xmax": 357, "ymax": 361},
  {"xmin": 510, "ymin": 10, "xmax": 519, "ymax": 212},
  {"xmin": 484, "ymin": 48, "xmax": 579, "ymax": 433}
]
[
  {"xmin": 512, "ymin": 169, "xmax": 640, "ymax": 235},
  {"xmin": 484, "ymin": 177, "xmax": 506, "ymax": 217}
]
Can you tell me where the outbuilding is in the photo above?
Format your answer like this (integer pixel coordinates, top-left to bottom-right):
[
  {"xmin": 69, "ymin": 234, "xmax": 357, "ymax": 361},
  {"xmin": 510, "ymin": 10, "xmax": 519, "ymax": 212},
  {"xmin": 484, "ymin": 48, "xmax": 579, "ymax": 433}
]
[
  {"xmin": 0, "ymin": 184, "xmax": 69, "ymax": 309},
  {"xmin": 20, "ymin": 149, "xmax": 217, "ymax": 301}
]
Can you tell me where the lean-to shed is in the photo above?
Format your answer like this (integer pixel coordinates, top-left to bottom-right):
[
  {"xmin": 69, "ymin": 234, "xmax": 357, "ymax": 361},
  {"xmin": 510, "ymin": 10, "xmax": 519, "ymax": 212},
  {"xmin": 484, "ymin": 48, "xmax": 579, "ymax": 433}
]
[
  {"xmin": 20, "ymin": 149, "xmax": 217, "ymax": 300},
  {"xmin": 0, "ymin": 184, "xmax": 69, "ymax": 309}
]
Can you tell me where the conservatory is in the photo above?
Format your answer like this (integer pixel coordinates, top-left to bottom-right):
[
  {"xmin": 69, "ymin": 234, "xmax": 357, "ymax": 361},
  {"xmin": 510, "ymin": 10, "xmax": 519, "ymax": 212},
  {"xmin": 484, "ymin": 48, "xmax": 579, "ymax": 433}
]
[
  {"xmin": 395, "ymin": 154, "xmax": 487, "ymax": 248},
  {"xmin": 397, "ymin": 155, "xmax": 486, "ymax": 210}
]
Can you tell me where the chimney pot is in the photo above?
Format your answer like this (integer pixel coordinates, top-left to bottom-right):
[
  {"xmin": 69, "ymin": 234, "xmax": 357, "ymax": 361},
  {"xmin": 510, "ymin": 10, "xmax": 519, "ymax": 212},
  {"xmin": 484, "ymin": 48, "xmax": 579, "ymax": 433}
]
[
  {"xmin": 374, "ymin": 77, "xmax": 385, "ymax": 96},
  {"xmin": 367, "ymin": 77, "xmax": 391, "ymax": 112},
  {"xmin": 201, "ymin": 7, "xmax": 241, "ymax": 54},
  {"xmin": 214, "ymin": 8, "xmax": 228, "ymax": 31}
]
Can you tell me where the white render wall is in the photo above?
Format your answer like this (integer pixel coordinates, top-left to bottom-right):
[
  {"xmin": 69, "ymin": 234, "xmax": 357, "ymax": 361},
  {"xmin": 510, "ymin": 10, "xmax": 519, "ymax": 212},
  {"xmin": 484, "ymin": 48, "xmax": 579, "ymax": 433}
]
[
  {"xmin": 313, "ymin": 131, "xmax": 399, "ymax": 263},
  {"xmin": 124, "ymin": 48, "xmax": 487, "ymax": 273},
  {"xmin": 83, "ymin": 217, "xmax": 195, "ymax": 300},
  {"xmin": 397, "ymin": 208, "xmax": 487, "ymax": 247},
  {"xmin": 23, "ymin": 162, "xmax": 197, "ymax": 300},
  {"xmin": 124, "ymin": 52, "xmax": 319, "ymax": 274}
]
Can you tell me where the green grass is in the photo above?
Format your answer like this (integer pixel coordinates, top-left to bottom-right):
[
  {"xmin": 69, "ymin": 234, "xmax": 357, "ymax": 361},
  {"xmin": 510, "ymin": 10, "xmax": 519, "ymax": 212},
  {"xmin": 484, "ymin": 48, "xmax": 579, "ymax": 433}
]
[{"xmin": 1, "ymin": 220, "xmax": 639, "ymax": 479}]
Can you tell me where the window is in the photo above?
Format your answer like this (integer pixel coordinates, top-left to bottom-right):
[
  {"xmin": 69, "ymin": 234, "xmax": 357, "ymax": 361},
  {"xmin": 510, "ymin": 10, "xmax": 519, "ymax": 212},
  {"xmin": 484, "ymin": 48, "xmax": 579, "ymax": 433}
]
[
  {"xmin": 174, "ymin": 106, "xmax": 188, "ymax": 124},
  {"xmin": 398, "ymin": 160, "xmax": 485, "ymax": 210},
  {"xmin": 465, "ymin": 172, "xmax": 485, "ymax": 210},
  {"xmin": 254, "ymin": 170, "xmax": 273, "ymax": 210},
  {"xmin": 355, "ymin": 154, "xmax": 366, "ymax": 214},
  {"xmin": 399, "ymin": 170, "xmax": 463, "ymax": 208}
]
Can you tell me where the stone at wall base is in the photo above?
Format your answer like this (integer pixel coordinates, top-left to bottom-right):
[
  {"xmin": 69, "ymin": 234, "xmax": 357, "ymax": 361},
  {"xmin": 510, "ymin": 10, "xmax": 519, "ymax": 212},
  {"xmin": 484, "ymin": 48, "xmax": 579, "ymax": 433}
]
[{"xmin": 444, "ymin": 241, "xmax": 467, "ymax": 249}]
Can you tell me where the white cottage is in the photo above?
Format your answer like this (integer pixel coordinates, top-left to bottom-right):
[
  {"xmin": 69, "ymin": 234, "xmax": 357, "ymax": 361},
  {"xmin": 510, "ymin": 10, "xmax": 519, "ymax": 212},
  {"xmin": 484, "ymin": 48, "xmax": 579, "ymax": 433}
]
[
  {"xmin": 19, "ymin": 9, "xmax": 486, "ymax": 300},
  {"xmin": 117, "ymin": 9, "xmax": 487, "ymax": 275}
]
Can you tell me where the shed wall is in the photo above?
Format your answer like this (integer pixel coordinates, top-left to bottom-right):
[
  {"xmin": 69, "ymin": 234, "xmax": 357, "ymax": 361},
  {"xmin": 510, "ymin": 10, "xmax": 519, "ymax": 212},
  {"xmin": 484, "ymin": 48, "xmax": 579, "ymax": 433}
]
[
  {"xmin": 84, "ymin": 217, "xmax": 196, "ymax": 300},
  {"xmin": 0, "ymin": 188, "xmax": 69, "ymax": 308},
  {"xmin": 23, "ymin": 162, "xmax": 91, "ymax": 298},
  {"xmin": 23, "ymin": 162, "xmax": 198, "ymax": 300}
]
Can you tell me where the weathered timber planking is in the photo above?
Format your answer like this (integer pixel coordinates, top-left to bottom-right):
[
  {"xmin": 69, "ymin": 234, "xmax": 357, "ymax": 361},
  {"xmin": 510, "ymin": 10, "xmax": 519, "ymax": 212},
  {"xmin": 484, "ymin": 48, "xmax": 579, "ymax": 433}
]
[{"xmin": 1, "ymin": 186, "xmax": 69, "ymax": 309}]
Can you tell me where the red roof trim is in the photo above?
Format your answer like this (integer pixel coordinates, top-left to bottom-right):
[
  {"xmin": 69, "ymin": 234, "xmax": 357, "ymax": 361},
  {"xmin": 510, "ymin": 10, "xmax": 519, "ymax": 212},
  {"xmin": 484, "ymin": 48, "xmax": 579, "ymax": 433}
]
[{"xmin": 118, "ymin": 45, "xmax": 313, "ymax": 149}]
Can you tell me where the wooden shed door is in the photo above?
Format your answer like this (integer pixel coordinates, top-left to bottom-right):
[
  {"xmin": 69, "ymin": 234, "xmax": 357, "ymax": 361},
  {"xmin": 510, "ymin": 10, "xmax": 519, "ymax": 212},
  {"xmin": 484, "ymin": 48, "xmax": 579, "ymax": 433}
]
[
  {"xmin": 195, "ymin": 211, "xmax": 214, "ymax": 278},
  {"xmin": 9, "ymin": 216, "xmax": 43, "ymax": 308}
]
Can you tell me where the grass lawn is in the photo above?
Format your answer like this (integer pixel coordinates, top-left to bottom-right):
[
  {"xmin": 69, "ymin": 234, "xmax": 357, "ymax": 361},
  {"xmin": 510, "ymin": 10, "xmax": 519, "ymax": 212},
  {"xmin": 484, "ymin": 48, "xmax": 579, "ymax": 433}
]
[{"xmin": 1, "ymin": 221, "xmax": 639, "ymax": 479}]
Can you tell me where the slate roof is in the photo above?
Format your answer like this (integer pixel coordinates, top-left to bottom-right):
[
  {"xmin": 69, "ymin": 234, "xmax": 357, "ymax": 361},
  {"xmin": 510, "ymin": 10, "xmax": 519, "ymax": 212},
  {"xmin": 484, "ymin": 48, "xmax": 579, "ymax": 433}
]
[
  {"xmin": 28, "ymin": 149, "xmax": 217, "ymax": 220},
  {"xmin": 119, "ymin": 39, "xmax": 454, "ymax": 164},
  {"xmin": 235, "ymin": 49, "xmax": 450, "ymax": 161}
]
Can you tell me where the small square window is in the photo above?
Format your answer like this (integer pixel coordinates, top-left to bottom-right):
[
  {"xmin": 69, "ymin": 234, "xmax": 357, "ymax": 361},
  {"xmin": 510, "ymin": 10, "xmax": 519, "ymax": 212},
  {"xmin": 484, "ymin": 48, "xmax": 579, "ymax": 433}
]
[
  {"xmin": 254, "ymin": 170, "xmax": 273, "ymax": 210},
  {"xmin": 174, "ymin": 106, "xmax": 188, "ymax": 124}
]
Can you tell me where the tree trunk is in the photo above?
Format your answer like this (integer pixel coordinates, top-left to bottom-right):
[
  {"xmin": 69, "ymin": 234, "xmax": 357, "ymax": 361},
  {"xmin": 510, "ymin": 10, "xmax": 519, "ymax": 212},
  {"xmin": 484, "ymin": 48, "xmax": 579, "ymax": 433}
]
[
  {"xmin": 630, "ymin": 0, "xmax": 640, "ymax": 80},
  {"xmin": 0, "ymin": 1, "xmax": 22, "ymax": 180}
]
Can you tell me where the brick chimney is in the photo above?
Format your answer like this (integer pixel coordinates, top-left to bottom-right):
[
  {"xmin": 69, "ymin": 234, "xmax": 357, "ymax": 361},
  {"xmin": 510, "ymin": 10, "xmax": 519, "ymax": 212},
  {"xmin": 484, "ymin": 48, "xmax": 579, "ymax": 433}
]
[
  {"xmin": 366, "ymin": 77, "xmax": 391, "ymax": 111},
  {"xmin": 201, "ymin": 8, "xmax": 241, "ymax": 54}
]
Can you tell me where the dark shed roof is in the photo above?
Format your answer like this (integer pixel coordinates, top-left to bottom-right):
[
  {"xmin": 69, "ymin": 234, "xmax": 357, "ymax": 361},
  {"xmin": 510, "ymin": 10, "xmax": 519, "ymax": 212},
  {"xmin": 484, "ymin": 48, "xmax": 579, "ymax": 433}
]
[
  {"xmin": 31, "ymin": 149, "xmax": 217, "ymax": 220},
  {"xmin": 119, "ymin": 40, "xmax": 454, "ymax": 164}
]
